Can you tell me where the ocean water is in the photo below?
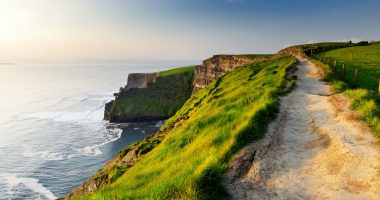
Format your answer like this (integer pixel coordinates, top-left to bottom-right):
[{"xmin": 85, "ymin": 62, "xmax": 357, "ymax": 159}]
[{"xmin": 0, "ymin": 61, "xmax": 195, "ymax": 200}]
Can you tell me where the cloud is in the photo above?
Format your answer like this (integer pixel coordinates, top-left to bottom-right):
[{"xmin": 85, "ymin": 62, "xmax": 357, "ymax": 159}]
[
  {"xmin": 283, "ymin": 43, "xmax": 292, "ymax": 48},
  {"xmin": 334, "ymin": 37, "xmax": 363, "ymax": 43},
  {"xmin": 307, "ymin": 40, "xmax": 316, "ymax": 44}
]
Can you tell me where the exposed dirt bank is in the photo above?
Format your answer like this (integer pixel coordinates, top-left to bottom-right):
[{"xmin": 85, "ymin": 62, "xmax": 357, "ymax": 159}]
[{"xmin": 225, "ymin": 57, "xmax": 380, "ymax": 200}]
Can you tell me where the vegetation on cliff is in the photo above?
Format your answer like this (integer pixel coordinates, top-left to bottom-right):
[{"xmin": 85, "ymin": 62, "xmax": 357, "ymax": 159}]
[
  {"xmin": 106, "ymin": 66, "xmax": 194, "ymax": 122},
  {"xmin": 73, "ymin": 56, "xmax": 297, "ymax": 199}
]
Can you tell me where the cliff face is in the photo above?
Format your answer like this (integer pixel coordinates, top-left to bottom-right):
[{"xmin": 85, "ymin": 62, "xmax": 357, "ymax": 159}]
[
  {"xmin": 192, "ymin": 55, "xmax": 269, "ymax": 93},
  {"xmin": 123, "ymin": 73, "xmax": 158, "ymax": 91},
  {"xmin": 104, "ymin": 72, "xmax": 159, "ymax": 122},
  {"xmin": 104, "ymin": 66, "xmax": 194, "ymax": 123}
]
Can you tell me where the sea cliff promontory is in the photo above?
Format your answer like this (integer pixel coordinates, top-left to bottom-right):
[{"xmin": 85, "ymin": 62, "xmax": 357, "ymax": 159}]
[{"xmin": 104, "ymin": 55, "xmax": 271, "ymax": 123}]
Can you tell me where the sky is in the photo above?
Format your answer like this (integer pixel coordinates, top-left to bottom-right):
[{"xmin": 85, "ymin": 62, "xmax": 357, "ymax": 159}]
[{"xmin": 0, "ymin": 0, "xmax": 379, "ymax": 62}]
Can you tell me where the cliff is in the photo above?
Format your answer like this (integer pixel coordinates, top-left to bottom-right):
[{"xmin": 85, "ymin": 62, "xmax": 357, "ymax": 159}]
[
  {"xmin": 104, "ymin": 55, "xmax": 271, "ymax": 123},
  {"xmin": 66, "ymin": 56, "xmax": 298, "ymax": 199},
  {"xmin": 104, "ymin": 66, "xmax": 194, "ymax": 123},
  {"xmin": 123, "ymin": 73, "xmax": 158, "ymax": 91},
  {"xmin": 192, "ymin": 55, "xmax": 271, "ymax": 93}
]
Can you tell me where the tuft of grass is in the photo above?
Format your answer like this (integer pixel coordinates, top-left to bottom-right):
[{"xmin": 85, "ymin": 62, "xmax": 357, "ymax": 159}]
[
  {"xmin": 75, "ymin": 56, "xmax": 297, "ymax": 200},
  {"xmin": 344, "ymin": 89, "xmax": 380, "ymax": 138}
]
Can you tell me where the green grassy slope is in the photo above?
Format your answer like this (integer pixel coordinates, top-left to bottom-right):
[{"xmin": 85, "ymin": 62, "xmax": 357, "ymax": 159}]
[
  {"xmin": 109, "ymin": 66, "xmax": 194, "ymax": 121},
  {"xmin": 318, "ymin": 42, "xmax": 380, "ymax": 92},
  {"xmin": 77, "ymin": 56, "xmax": 297, "ymax": 199}
]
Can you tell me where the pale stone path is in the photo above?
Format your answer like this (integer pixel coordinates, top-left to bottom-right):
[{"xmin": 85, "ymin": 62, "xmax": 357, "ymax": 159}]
[{"xmin": 224, "ymin": 57, "xmax": 380, "ymax": 200}]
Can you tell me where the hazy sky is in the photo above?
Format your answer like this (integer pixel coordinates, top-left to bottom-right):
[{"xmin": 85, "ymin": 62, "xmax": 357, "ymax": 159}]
[{"xmin": 0, "ymin": 0, "xmax": 379, "ymax": 62}]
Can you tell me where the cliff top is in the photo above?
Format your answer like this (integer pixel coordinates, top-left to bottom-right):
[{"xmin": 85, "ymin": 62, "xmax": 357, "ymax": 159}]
[{"xmin": 159, "ymin": 66, "xmax": 194, "ymax": 77}]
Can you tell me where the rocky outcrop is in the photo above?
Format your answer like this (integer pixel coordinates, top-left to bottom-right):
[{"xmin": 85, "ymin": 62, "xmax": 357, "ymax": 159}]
[
  {"xmin": 193, "ymin": 55, "xmax": 268, "ymax": 93},
  {"xmin": 122, "ymin": 73, "xmax": 158, "ymax": 91}
]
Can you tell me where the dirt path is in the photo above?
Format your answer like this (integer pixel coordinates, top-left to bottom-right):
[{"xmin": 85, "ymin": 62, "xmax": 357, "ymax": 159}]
[{"xmin": 224, "ymin": 57, "xmax": 380, "ymax": 200}]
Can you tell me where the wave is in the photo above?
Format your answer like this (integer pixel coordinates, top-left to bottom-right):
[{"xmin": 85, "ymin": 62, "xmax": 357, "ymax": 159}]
[
  {"xmin": 23, "ymin": 127, "xmax": 123, "ymax": 161},
  {"xmin": 0, "ymin": 173, "xmax": 57, "ymax": 200},
  {"xmin": 21, "ymin": 109, "xmax": 104, "ymax": 123},
  {"xmin": 67, "ymin": 96, "xmax": 89, "ymax": 102},
  {"xmin": 25, "ymin": 92, "xmax": 115, "ymax": 123},
  {"xmin": 155, "ymin": 120, "xmax": 164, "ymax": 127},
  {"xmin": 68, "ymin": 127, "xmax": 122, "ymax": 158},
  {"xmin": 23, "ymin": 148, "xmax": 65, "ymax": 161}
]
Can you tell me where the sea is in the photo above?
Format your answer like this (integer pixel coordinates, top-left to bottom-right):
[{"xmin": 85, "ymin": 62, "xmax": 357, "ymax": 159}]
[{"xmin": 0, "ymin": 60, "xmax": 196, "ymax": 200}]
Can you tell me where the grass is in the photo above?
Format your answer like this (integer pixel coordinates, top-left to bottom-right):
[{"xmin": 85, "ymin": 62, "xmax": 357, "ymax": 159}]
[
  {"xmin": 159, "ymin": 66, "xmax": 194, "ymax": 77},
  {"xmin": 318, "ymin": 42, "xmax": 380, "ymax": 92},
  {"xmin": 344, "ymin": 89, "xmax": 380, "ymax": 138},
  {"xmin": 111, "ymin": 66, "xmax": 194, "ymax": 119},
  {"xmin": 237, "ymin": 54, "xmax": 273, "ymax": 60},
  {"xmin": 293, "ymin": 42, "xmax": 349, "ymax": 54},
  {"xmin": 305, "ymin": 42, "xmax": 380, "ymax": 141},
  {"xmin": 76, "ymin": 56, "xmax": 297, "ymax": 200}
]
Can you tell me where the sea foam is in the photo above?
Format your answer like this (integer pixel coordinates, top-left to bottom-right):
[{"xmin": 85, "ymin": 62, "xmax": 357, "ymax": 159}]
[
  {"xmin": 23, "ymin": 127, "xmax": 123, "ymax": 160},
  {"xmin": 0, "ymin": 173, "xmax": 57, "ymax": 200}
]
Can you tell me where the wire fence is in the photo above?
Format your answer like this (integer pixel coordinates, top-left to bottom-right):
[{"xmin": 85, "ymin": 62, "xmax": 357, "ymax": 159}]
[{"xmin": 311, "ymin": 54, "xmax": 380, "ymax": 96}]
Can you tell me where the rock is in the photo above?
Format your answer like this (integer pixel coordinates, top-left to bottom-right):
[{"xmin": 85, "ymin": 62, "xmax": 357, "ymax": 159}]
[
  {"xmin": 120, "ymin": 149, "xmax": 138, "ymax": 166},
  {"xmin": 123, "ymin": 73, "xmax": 158, "ymax": 91},
  {"xmin": 192, "ymin": 55, "xmax": 263, "ymax": 93}
]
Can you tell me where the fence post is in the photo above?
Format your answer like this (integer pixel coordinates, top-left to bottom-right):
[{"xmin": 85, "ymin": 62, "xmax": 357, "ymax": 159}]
[
  {"xmin": 342, "ymin": 64, "xmax": 346, "ymax": 80},
  {"xmin": 351, "ymin": 52, "xmax": 353, "ymax": 63},
  {"xmin": 333, "ymin": 60, "xmax": 336, "ymax": 73},
  {"xmin": 354, "ymin": 68, "xmax": 358, "ymax": 87}
]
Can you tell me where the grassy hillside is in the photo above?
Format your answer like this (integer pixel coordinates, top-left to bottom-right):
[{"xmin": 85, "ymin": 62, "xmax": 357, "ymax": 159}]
[
  {"xmin": 76, "ymin": 56, "xmax": 297, "ymax": 199},
  {"xmin": 109, "ymin": 66, "xmax": 194, "ymax": 121},
  {"xmin": 318, "ymin": 42, "xmax": 380, "ymax": 92}
]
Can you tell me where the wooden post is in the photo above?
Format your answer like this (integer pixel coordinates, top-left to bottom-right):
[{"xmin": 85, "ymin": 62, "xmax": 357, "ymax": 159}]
[
  {"xmin": 354, "ymin": 68, "xmax": 358, "ymax": 87},
  {"xmin": 333, "ymin": 60, "xmax": 336, "ymax": 73},
  {"xmin": 351, "ymin": 52, "xmax": 353, "ymax": 63},
  {"xmin": 342, "ymin": 64, "xmax": 346, "ymax": 80},
  {"xmin": 378, "ymin": 80, "xmax": 380, "ymax": 96}
]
